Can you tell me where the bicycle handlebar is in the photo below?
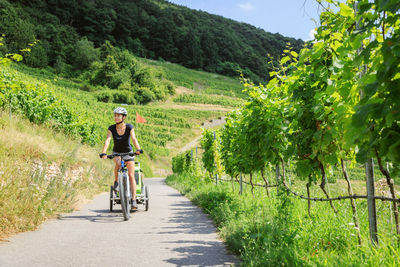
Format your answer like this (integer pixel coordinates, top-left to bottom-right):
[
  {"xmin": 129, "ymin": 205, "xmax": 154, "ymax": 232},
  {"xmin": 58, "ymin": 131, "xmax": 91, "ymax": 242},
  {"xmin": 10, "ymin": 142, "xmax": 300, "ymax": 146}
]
[{"xmin": 104, "ymin": 150, "xmax": 143, "ymax": 159}]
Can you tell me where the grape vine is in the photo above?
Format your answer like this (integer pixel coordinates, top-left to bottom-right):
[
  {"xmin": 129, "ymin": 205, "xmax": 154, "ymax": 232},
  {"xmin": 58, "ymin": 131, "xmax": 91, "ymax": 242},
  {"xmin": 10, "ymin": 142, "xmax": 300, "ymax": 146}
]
[{"xmin": 201, "ymin": 0, "xmax": 400, "ymax": 243}]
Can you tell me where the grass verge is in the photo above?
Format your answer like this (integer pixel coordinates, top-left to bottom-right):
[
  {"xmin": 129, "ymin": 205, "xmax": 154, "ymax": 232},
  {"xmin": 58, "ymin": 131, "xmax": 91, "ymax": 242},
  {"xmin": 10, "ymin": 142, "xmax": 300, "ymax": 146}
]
[
  {"xmin": 0, "ymin": 112, "xmax": 113, "ymax": 240},
  {"xmin": 166, "ymin": 172, "xmax": 400, "ymax": 266}
]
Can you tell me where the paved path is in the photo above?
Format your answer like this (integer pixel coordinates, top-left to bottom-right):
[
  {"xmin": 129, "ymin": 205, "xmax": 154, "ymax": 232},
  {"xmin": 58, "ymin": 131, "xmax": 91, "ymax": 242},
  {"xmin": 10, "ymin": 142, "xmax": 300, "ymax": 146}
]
[{"xmin": 0, "ymin": 178, "xmax": 237, "ymax": 267}]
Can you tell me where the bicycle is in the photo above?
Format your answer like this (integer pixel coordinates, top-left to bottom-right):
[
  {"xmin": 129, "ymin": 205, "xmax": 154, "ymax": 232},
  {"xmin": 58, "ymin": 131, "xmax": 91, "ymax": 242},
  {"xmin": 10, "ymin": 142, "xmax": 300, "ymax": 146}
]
[{"xmin": 107, "ymin": 152, "xmax": 149, "ymax": 221}]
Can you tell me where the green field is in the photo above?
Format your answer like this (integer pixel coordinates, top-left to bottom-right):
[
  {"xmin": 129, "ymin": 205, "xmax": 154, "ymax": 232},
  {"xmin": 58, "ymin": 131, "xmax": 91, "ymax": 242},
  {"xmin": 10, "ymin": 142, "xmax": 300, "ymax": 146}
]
[
  {"xmin": 173, "ymin": 93, "xmax": 245, "ymax": 107},
  {"xmin": 139, "ymin": 59, "xmax": 247, "ymax": 98}
]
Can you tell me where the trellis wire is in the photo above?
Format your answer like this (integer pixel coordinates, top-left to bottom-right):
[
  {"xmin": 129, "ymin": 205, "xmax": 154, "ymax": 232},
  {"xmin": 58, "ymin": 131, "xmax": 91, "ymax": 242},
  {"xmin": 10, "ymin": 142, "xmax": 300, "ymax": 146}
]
[{"xmin": 218, "ymin": 176, "xmax": 400, "ymax": 203}]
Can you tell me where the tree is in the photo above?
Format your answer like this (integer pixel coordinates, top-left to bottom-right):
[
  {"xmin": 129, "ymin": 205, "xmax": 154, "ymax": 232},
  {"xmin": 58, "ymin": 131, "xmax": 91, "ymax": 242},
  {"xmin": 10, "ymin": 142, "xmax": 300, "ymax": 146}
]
[{"xmin": 71, "ymin": 37, "xmax": 99, "ymax": 70}]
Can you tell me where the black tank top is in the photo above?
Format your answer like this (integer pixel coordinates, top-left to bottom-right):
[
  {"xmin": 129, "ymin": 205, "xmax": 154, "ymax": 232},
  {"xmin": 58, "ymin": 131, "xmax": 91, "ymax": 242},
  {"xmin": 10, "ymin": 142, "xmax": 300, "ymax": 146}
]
[{"xmin": 108, "ymin": 123, "xmax": 134, "ymax": 153}]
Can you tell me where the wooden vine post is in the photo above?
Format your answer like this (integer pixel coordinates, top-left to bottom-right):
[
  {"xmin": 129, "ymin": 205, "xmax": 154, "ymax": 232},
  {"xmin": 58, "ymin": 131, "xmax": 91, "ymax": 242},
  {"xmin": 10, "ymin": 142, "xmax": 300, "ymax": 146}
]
[
  {"xmin": 239, "ymin": 173, "xmax": 243, "ymax": 195},
  {"xmin": 249, "ymin": 173, "xmax": 254, "ymax": 196},
  {"xmin": 306, "ymin": 181, "xmax": 311, "ymax": 217},
  {"xmin": 376, "ymin": 150, "xmax": 400, "ymax": 236},
  {"xmin": 319, "ymin": 162, "xmax": 337, "ymax": 213},
  {"xmin": 275, "ymin": 164, "xmax": 280, "ymax": 194},
  {"xmin": 341, "ymin": 159, "xmax": 362, "ymax": 245},
  {"xmin": 260, "ymin": 168, "xmax": 270, "ymax": 197}
]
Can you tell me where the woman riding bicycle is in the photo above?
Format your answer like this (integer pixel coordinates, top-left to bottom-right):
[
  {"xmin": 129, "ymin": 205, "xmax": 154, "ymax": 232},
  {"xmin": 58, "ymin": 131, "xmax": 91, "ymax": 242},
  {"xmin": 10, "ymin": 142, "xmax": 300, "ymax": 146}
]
[{"xmin": 100, "ymin": 107, "xmax": 142, "ymax": 209}]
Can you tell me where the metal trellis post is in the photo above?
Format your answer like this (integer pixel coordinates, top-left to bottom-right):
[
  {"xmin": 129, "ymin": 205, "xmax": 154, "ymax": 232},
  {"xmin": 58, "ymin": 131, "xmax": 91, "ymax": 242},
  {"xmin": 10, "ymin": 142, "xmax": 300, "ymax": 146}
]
[
  {"xmin": 366, "ymin": 158, "xmax": 378, "ymax": 245},
  {"xmin": 276, "ymin": 164, "xmax": 280, "ymax": 194},
  {"xmin": 355, "ymin": 0, "xmax": 378, "ymax": 245}
]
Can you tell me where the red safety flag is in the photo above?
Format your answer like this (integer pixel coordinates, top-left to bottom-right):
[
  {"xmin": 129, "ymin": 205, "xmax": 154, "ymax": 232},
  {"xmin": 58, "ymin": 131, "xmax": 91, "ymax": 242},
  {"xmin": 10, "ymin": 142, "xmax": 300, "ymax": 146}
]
[{"xmin": 136, "ymin": 112, "xmax": 147, "ymax": 123}]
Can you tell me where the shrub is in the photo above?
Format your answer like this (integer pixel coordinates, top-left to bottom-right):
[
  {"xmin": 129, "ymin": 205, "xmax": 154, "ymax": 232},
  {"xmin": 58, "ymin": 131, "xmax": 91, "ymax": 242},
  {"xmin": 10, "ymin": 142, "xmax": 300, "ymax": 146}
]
[
  {"xmin": 111, "ymin": 90, "xmax": 136, "ymax": 104},
  {"xmin": 95, "ymin": 90, "xmax": 113, "ymax": 103},
  {"xmin": 71, "ymin": 37, "xmax": 99, "ymax": 70},
  {"xmin": 79, "ymin": 82, "xmax": 95, "ymax": 92},
  {"xmin": 115, "ymin": 49, "xmax": 137, "ymax": 69},
  {"xmin": 133, "ymin": 86, "xmax": 156, "ymax": 104},
  {"xmin": 54, "ymin": 56, "xmax": 68, "ymax": 74},
  {"xmin": 95, "ymin": 89, "xmax": 136, "ymax": 105},
  {"xmin": 22, "ymin": 42, "xmax": 48, "ymax": 68},
  {"xmin": 109, "ymin": 69, "xmax": 130, "ymax": 89},
  {"xmin": 91, "ymin": 55, "xmax": 120, "ymax": 87},
  {"xmin": 83, "ymin": 42, "xmax": 175, "ymax": 104},
  {"xmin": 163, "ymin": 80, "xmax": 176, "ymax": 95},
  {"xmin": 131, "ymin": 66, "xmax": 157, "ymax": 89}
]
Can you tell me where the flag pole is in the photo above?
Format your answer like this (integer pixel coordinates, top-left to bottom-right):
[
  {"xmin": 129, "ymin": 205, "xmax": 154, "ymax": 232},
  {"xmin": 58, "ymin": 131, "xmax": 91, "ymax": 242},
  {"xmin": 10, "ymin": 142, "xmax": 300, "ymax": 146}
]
[
  {"xmin": 134, "ymin": 112, "xmax": 146, "ymax": 150},
  {"xmin": 135, "ymin": 112, "xmax": 139, "ymax": 143}
]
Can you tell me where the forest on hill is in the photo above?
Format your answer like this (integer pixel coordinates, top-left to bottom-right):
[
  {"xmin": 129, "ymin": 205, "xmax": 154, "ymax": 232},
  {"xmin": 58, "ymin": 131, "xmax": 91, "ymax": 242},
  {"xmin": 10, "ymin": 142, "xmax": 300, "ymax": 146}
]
[{"xmin": 0, "ymin": 0, "xmax": 303, "ymax": 83}]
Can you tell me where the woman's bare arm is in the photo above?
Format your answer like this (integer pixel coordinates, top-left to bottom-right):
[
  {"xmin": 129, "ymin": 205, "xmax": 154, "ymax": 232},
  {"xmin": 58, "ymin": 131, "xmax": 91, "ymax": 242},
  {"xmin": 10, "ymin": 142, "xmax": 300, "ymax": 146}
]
[{"xmin": 102, "ymin": 130, "xmax": 112, "ymax": 154}]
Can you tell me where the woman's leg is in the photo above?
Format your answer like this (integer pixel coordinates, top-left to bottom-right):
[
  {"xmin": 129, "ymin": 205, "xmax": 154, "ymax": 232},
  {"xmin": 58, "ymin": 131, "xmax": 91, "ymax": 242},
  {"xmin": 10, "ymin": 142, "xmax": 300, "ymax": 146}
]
[
  {"xmin": 113, "ymin": 157, "xmax": 121, "ymax": 183},
  {"xmin": 126, "ymin": 161, "xmax": 136, "ymax": 200}
]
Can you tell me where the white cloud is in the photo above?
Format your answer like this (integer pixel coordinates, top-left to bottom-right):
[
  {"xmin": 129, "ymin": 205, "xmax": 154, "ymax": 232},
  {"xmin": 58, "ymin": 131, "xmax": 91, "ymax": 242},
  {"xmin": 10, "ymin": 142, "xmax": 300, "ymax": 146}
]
[
  {"xmin": 238, "ymin": 2, "xmax": 254, "ymax": 11},
  {"xmin": 307, "ymin": 28, "xmax": 317, "ymax": 41}
]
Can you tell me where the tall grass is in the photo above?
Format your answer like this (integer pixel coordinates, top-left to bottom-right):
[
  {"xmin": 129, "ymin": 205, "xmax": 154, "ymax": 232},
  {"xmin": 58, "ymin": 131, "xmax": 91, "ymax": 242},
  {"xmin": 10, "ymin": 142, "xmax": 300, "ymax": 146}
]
[{"xmin": 0, "ymin": 113, "xmax": 113, "ymax": 240}]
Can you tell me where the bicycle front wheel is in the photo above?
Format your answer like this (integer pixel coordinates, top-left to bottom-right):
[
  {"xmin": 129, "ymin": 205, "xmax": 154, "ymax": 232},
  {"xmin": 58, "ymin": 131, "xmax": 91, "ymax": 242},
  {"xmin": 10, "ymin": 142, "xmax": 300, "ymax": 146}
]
[{"xmin": 119, "ymin": 173, "xmax": 130, "ymax": 221}]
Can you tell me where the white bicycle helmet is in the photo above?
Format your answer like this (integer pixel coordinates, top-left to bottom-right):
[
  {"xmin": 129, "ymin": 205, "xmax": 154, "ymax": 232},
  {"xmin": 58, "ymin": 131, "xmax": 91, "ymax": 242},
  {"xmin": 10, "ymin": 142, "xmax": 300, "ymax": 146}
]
[{"xmin": 114, "ymin": 107, "xmax": 127, "ymax": 115}]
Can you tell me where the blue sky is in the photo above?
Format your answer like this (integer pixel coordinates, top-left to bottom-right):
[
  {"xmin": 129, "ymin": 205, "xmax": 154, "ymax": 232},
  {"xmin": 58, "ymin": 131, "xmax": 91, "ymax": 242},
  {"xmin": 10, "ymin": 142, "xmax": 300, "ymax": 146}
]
[{"xmin": 166, "ymin": 0, "xmax": 324, "ymax": 41}]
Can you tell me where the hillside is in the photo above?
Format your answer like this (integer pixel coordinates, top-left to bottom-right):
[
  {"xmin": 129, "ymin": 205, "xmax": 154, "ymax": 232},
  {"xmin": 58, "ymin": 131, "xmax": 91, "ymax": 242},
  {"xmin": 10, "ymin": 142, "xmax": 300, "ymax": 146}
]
[
  {"xmin": 0, "ymin": 22, "xmax": 246, "ymax": 240},
  {"xmin": 0, "ymin": 33, "xmax": 246, "ymax": 176},
  {"xmin": 0, "ymin": 0, "xmax": 303, "ymax": 82}
]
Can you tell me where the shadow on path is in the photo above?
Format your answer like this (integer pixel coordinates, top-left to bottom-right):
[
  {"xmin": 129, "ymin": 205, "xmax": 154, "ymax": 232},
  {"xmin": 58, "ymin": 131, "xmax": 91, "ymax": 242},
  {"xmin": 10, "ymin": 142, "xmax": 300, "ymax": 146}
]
[
  {"xmin": 157, "ymin": 201, "xmax": 216, "ymax": 235},
  {"xmin": 58, "ymin": 209, "xmax": 125, "ymax": 223},
  {"xmin": 163, "ymin": 240, "xmax": 236, "ymax": 266},
  {"xmin": 158, "ymin": 200, "xmax": 238, "ymax": 266}
]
